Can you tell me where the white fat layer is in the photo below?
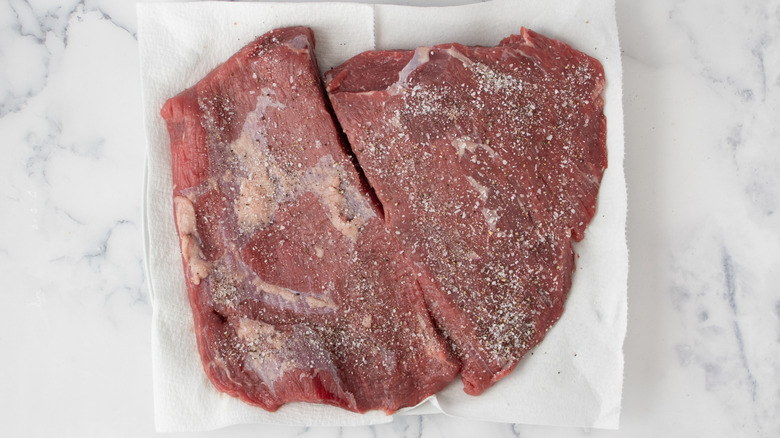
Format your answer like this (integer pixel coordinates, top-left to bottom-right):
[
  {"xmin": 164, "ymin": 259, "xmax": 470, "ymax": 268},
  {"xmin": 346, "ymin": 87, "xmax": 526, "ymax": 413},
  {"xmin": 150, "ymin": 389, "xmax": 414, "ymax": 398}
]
[
  {"xmin": 305, "ymin": 295, "xmax": 337, "ymax": 309},
  {"xmin": 466, "ymin": 176, "xmax": 490, "ymax": 202},
  {"xmin": 253, "ymin": 277, "xmax": 338, "ymax": 310},
  {"xmin": 236, "ymin": 317, "xmax": 278, "ymax": 346},
  {"xmin": 256, "ymin": 87, "xmax": 287, "ymax": 113},
  {"xmin": 231, "ymin": 130, "xmax": 276, "ymax": 231},
  {"xmin": 450, "ymin": 136, "xmax": 500, "ymax": 160},
  {"xmin": 398, "ymin": 46, "xmax": 431, "ymax": 85},
  {"xmin": 230, "ymin": 90, "xmax": 292, "ymax": 234},
  {"xmin": 444, "ymin": 46, "xmax": 473, "ymax": 67},
  {"xmin": 482, "ymin": 207, "xmax": 501, "ymax": 232},
  {"xmin": 286, "ymin": 34, "xmax": 310, "ymax": 50},
  {"xmin": 303, "ymin": 155, "xmax": 376, "ymax": 241},
  {"xmin": 253, "ymin": 277, "xmax": 302, "ymax": 303},
  {"xmin": 230, "ymin": 84, "xmax": 375, "ymax": 240},
  {"xmin": 173, "ymin": 196, "xmax": 212, "ymax": 284},
  {"xmin": 237, "ymin": 318, "xmax": 290, "ymax": 392}
]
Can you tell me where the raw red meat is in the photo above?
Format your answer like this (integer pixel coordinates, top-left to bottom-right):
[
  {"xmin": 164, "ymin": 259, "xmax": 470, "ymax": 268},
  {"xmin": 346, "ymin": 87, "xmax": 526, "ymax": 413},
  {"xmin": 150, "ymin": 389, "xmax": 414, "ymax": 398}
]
[
  {"xmin": 326, "ymin": 28, "xmax": 607, "ymax": 395},
  {"xmin": 161, "ymin": 27, "xmax": 459, "ymax": 413}
]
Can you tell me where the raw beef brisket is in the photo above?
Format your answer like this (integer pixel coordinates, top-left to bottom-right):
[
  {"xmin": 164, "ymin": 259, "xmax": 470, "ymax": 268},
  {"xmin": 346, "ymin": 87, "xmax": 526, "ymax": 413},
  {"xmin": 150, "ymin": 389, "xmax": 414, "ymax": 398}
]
[
  {"xmin": 325, "ymin": 28, "xmax": 607, "ymax": 395},
  {"xmin": 161, "ymin": 27, "xmax": 459, "ymax": 413}
]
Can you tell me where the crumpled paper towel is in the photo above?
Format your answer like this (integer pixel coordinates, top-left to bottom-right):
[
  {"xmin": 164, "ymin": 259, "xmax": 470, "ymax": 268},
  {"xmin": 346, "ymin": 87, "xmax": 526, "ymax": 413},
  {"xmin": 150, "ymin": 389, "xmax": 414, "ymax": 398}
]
[{"xmin": 139, "ymin": 0, "xmax": 627, "ymax": 432}]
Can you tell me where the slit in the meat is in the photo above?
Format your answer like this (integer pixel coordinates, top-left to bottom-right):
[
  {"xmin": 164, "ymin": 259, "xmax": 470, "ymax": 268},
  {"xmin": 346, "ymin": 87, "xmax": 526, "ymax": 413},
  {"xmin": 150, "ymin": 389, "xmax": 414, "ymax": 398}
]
[
  {"xmin": 344, "ymin": 143, "xmax": 386, "ymax": 221},
  {"xmin": 320, "ymin": 86, "xmax": 386, "ymax": 221},
  {"xmin": 212, "ymin": 308, "xmax": 229, "ymax": 325},
  {"xmin": 413, "ymin": 276, "xmax": 460, "ymax": 366}
]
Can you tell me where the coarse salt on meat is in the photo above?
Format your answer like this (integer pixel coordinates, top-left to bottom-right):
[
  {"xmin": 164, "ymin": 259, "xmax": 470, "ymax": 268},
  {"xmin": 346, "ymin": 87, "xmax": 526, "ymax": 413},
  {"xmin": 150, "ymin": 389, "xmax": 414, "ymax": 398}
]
[
  {"xmin": 326, "ymin": 27, "xmax": 607, "ymax": 395},
  {"xmin": 161, "ymin": 26, "xmax": 459, "ymax": 414}
]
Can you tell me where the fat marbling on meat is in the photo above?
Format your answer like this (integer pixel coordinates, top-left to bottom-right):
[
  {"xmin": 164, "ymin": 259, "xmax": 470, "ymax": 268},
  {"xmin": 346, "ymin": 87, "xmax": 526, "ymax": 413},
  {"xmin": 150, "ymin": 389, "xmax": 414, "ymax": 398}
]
[
  {"xmin": 161, "ymin": 26, "xmax": 459, "ymax": 414},
  {"xmin": 326, "ymin": 28, "xmax": 607, "ymax": 395}
]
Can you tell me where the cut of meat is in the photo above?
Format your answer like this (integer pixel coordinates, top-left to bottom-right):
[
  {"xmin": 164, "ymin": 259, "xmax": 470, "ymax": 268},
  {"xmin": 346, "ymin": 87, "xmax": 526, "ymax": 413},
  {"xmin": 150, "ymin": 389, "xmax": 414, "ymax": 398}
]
[
  {"xmin": 161, "ymin": 27, "xmax": 460, "ymax": 413},
  {"xmin": 325, "ymin": 28, "xmax": 607, "ymax": 395},
  {"xmin": 161, "ymin": 25, "xmax": 608, "ymax": 413}
]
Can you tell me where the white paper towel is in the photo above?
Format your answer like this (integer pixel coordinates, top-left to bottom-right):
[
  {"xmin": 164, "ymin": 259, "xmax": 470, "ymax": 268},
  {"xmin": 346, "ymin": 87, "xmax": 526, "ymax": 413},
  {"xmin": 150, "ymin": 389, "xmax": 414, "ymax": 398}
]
[{"xmin": 139, "ymin": 0, "xmax": 627, "ymax": 432}]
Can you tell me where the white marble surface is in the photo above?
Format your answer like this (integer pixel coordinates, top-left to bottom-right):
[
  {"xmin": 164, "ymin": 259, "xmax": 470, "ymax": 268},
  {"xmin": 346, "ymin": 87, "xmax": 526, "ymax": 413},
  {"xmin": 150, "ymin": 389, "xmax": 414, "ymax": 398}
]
[{"xmin": 1, "ymin": 0, "xmax": 778, "ymax": 436}]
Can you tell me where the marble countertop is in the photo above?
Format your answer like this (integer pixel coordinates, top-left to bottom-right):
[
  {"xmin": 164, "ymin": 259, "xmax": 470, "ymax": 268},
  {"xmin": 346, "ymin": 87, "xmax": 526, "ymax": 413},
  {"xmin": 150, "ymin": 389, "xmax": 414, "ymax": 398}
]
[{"xmin": 1, "ymin": 0, "xmax": 777, "ymax": 436}]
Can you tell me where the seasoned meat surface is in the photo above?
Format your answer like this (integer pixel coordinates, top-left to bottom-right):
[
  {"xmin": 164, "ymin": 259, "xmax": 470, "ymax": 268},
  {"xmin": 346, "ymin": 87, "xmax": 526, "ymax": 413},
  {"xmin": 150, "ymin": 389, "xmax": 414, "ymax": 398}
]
[
  {"xmin": 326, "ymin": 28, "xmax": 607, "ymax": 395},
  {"xmin": 161, "ymin": 26, "xmax": 459, "ymax": 414},
  {"xmin": 161, "ymin": 25, "xmax": 607, "ymax": 411}
]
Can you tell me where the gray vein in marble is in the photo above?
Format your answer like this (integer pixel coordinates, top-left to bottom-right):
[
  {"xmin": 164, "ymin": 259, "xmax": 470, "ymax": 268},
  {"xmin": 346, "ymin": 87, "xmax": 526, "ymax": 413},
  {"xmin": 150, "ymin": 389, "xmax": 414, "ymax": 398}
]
[
  {"xmin": 10, "ymin": 0, "xmax": 47, "ymax": 43},
  {"xmin": 721, "ymin": 250, "xmax": 758, "ymax": 403},
  {"xmin": 25, "ymin": 118, "xmax": 61, "ymax": 182},
  {"xmin": 1, "ymin": 0, "xmax": 136, "ymax": 116},
  {"xmin": 668, "ymin": 2, "xmax": 775, "ymax": 103},
  {"xmin": 725, "ymin": 124, "xmax": 742, "ymax": 152},
  {"xmin": 80, "ymin": 0, "xmax": 137, "ymax": 39},
  {"xmin": 94, "ymin": 219, "xmax": 148, "ymax": 305},
  {"xmin": 667, "ymin": 2, "xmax": 780, "ymax": 225},
  {"xmin": 54, "ymin": 203, "xmax": 85, "ymax": 228},
  {"xmin": 751, "ymin": 35, "xmax": 770, "ymax": 101},
  {"xmin": 667, "ymin": 218, "xmax": 778, "ymax": 434},
  {"xmin": 83, "ymin": 218, "xmax": 118, "ymax": 261}
]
